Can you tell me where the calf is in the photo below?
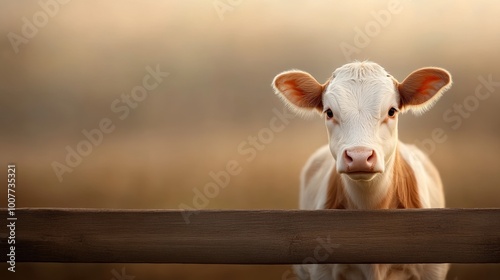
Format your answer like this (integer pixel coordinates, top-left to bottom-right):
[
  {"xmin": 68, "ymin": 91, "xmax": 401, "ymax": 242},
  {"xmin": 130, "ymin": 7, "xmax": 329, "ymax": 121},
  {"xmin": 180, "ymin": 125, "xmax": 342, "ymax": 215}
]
[{"xmin": 272, "ymin": 61, "xmax": 452, "ymax": 280}]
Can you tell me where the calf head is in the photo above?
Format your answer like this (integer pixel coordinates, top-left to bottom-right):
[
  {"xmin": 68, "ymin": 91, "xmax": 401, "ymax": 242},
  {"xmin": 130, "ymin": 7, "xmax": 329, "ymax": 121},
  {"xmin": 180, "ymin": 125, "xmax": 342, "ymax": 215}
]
[{"xmin": 273, "ymin": 61, "xmax": 451, "ymax": 181}]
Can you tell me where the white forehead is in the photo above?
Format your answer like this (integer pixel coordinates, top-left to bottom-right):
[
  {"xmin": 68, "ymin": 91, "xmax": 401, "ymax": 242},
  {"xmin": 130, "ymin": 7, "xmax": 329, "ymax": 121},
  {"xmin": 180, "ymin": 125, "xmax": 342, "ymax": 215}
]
[
  {"xmin": 332, "ymin": 61, "xmax": 390, "ymax": 81},
  {"xmin": 323, "ymin": 62, "xmax": 397, "ymax": 114}
]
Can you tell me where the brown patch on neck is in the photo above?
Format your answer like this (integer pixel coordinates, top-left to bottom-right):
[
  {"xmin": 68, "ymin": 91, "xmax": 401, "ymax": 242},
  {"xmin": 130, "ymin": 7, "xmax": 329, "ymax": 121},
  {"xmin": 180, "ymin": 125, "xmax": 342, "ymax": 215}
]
[
  {"xmin": 386, "ymin": 148, "xmax": 422, "ymax": 209},
  {"xmin": 324, "ymin": 168, "xmax": 348, "ymax": 209}
]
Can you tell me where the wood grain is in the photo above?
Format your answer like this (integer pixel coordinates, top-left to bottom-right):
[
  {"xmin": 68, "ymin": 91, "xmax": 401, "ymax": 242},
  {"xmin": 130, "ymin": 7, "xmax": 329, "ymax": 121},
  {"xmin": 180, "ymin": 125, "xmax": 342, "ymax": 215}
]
[{"xmin": 1, "ymin": 208, "xmax": 499, "ymax": 264}]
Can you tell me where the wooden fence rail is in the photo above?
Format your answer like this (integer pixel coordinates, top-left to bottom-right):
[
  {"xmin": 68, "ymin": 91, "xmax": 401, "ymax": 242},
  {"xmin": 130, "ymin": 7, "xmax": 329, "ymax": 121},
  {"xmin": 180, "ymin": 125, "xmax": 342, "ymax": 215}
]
[{"xmin": 1, "ymin": 208, "xmax": 499, "ymax": 264}]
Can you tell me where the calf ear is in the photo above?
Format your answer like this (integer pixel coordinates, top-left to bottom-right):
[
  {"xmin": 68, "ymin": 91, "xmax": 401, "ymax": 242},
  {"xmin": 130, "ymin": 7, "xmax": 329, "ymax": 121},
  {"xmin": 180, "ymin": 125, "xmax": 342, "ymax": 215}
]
[
  {"xmin": 272, "ymin": 70, "xmax": 327, "ymax": 112},
  {"xmin": 398, "ymin": 67, "xmax": 452, "ymax": 114}
]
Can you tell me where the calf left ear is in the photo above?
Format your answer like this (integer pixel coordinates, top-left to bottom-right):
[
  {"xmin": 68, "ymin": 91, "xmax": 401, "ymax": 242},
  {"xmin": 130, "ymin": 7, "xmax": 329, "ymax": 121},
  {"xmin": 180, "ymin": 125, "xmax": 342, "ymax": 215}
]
[{"xmin": 398, "ymin": 67, "xmax": 452, "ymax": 114}]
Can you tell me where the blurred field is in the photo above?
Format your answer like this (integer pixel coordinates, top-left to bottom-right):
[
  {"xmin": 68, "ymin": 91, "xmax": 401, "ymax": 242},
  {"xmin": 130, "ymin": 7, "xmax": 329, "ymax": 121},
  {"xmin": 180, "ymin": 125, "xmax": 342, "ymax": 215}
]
[{"xmin": 1, "ymin": 1, "xmax": 500, "ymax": 279}]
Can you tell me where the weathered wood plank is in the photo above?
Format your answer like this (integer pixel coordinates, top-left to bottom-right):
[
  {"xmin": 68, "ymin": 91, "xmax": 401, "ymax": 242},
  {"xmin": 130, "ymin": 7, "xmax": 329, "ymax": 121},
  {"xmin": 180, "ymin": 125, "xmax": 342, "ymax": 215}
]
[{"xmin": 0, "ymin": 208, "xmax": 499, "ymax": 264}]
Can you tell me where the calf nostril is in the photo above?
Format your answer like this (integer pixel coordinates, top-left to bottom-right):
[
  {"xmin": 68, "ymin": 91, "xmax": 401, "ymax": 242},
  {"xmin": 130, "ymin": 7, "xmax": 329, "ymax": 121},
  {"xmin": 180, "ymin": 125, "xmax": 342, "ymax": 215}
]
[
  {"xmin": 344, "ymin": 150, "xmax": 353, "ymax": 163},
  {"xmin": 367, "ymin": 150, "xmax": 375, "ymax": 163}
]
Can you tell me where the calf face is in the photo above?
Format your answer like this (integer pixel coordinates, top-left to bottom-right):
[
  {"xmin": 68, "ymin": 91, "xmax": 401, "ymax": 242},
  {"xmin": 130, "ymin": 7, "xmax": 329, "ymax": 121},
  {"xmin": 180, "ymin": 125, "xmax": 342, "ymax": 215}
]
[{"xmin": 273, "ymin": 61, "xmax": 451, "ymax": 181}]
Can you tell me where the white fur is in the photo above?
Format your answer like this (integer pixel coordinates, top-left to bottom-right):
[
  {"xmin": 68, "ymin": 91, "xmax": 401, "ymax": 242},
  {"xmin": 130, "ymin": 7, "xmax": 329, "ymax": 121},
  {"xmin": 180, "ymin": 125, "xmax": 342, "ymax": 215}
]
[{"xmin": 273, "ymin": 61, "xmax": 451, "ymax": 280}]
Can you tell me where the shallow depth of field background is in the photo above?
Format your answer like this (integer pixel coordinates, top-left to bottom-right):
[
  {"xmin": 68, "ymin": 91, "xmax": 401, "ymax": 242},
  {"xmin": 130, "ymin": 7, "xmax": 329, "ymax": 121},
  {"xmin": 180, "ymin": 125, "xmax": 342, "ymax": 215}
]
[{"xmin": 1, "ymin": 1, "xmax": 500, "ymax": 279}]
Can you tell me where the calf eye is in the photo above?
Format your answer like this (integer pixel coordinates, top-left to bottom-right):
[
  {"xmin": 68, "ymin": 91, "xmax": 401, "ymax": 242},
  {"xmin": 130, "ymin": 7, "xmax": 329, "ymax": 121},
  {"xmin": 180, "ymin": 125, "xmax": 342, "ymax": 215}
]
[
  {"xmin": 325, "ymin": 109, "xmax": 334, "ymax": 119},
  {"xmin": 388, "ymin": 107, "xmax": 398, "ymax": 117}
]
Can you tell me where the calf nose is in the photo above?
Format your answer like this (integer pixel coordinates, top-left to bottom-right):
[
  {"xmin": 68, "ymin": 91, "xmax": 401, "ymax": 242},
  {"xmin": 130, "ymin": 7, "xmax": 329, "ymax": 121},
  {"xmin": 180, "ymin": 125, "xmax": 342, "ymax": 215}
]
[{"xmin": 343, "ymin": 147, "xmax": 376, "ymax": 172}]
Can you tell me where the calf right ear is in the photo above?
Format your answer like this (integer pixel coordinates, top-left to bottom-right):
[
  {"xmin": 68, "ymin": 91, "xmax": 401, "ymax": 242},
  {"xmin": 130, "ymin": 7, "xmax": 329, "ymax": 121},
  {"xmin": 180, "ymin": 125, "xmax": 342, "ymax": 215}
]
[{"xmin": 272, "ymin": 70, "xmax": 326, "ymax": 112}]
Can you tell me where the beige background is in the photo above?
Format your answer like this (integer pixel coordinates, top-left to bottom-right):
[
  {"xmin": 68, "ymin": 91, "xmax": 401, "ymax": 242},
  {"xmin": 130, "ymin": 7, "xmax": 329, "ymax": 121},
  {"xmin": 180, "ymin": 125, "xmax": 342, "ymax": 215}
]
[{"xmin": 1, "ymin": 1, "xmax": 499, "ymax": 279}]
